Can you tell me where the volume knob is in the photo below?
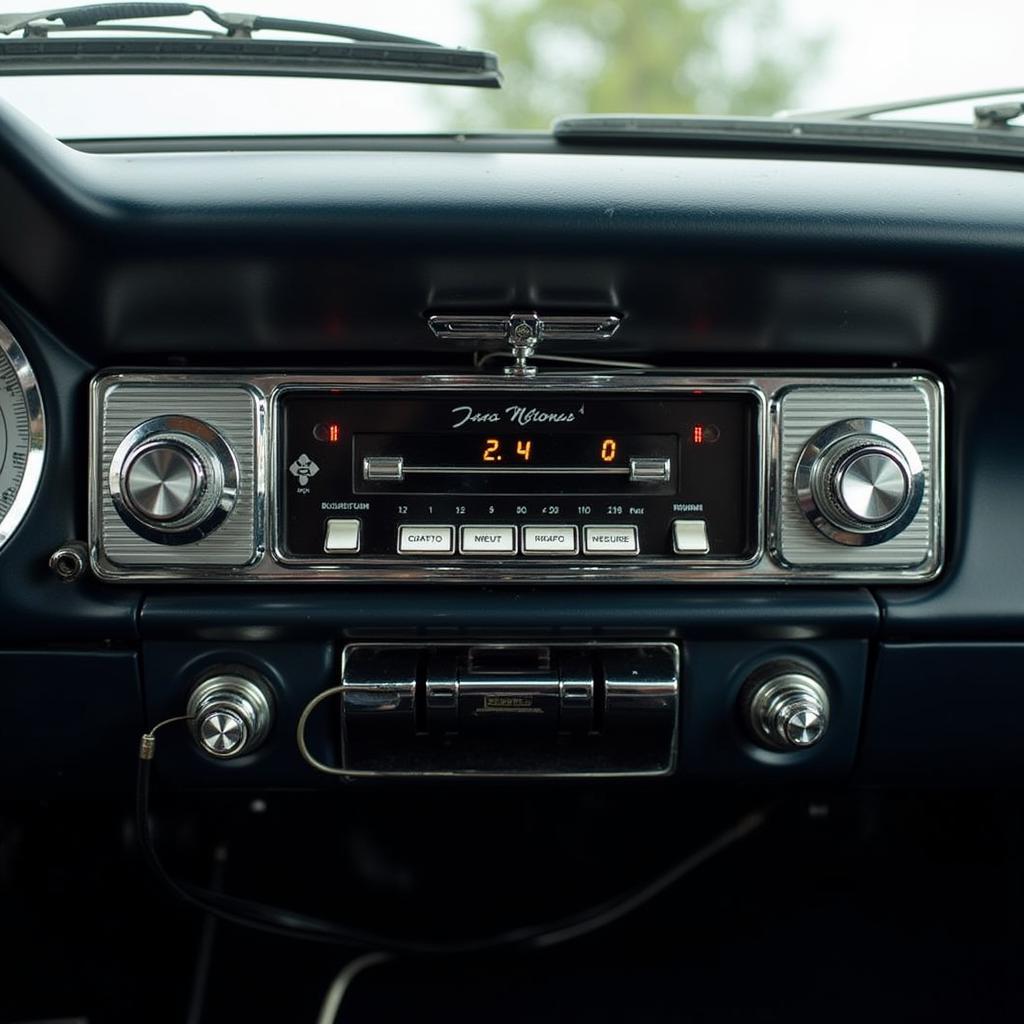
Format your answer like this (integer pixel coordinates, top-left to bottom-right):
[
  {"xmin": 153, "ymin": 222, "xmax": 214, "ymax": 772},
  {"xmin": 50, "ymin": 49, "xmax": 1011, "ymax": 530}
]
[
  {"xmin": 109, "ymin": 415, "xmax": 238, "ymax": 545},
  {"xmin": 795, "ymin": 418, "xmax": 924, "ymax": 546}
]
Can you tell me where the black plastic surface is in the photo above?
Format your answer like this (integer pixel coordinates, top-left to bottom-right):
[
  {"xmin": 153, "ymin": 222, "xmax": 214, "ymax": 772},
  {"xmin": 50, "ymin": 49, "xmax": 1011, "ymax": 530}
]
[
  {"xmin": 0, "ymin": 97, "xmax": 1010, "ymax": 365},
  {"xmin": 139, "ymin": 588, "xmax": 880, "ymax": 640},
  {"xmin": 0, "ymin": 650, "xmax": 142, "ymax": 792},
  {"xmin": 861, "ymin": 644, "xmax": 1024, "ymax": 784}
]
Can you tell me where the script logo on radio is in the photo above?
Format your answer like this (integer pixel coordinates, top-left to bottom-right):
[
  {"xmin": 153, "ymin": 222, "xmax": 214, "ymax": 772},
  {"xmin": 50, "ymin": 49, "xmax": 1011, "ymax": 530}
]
[{"xmin": 450, "ymin": 404, "xmax": 584, "ymax": 429}]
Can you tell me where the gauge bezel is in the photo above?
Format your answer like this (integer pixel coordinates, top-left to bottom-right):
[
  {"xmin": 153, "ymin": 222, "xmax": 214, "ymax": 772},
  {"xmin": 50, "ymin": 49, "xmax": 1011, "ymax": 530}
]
[{"xmin": 0, "ymin": 319, "xmax": 45, "ymax": 553}]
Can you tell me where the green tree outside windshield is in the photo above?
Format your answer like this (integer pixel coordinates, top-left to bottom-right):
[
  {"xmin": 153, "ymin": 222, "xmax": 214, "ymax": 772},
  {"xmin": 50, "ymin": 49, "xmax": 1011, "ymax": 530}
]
[{"xmin": 440, "ymin": 0, "xmax": 828, "ymax": 129}]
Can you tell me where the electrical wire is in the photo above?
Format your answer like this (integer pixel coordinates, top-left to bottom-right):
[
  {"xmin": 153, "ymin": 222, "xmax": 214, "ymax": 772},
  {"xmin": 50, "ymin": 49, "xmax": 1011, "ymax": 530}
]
[
  {"xmin": 315, "ymin": 953, "xmax": 393, "ymax": 1024},
  {"xmin": 137, "ymin": 723, "xmax": 770, "ymax": 952},
  {"xmin": 473, "ymin": 351, "xmax": 655, "ymax": 371}
]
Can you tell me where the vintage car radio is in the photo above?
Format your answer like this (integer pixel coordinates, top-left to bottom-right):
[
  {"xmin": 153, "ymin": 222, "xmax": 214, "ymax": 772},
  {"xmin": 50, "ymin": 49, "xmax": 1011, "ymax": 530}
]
[{"xmin": 89, "ymin": 371, "xmax": 943, "ymax": 583}]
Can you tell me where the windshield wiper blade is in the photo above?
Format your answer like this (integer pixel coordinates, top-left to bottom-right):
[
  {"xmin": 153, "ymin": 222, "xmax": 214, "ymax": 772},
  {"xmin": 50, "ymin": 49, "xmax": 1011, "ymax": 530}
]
[
  {"xmin": 0, "ymin": 3, "xmax": 502, "ymax": 88},
  {"xmin": 552, "ymin": 114, "xmax": 1024, "ymax": 160}
]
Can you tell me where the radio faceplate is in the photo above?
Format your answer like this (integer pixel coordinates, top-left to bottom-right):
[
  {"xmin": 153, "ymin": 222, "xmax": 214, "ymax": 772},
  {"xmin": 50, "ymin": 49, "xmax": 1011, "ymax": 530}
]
[
  {"xmin": 280, "ymin": 388, "xmax": 759, "ymax": 566},
  {"xmin": 89, "ymin": 372, "xmax": 944, "ymax": 583}
]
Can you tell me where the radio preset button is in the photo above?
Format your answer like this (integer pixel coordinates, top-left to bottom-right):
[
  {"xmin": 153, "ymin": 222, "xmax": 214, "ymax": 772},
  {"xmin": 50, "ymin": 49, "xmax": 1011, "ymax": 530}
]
[
  {"xmin": 583, "ymin": 525, "xmax": 639, "ymax": 555},
  {"xmin": 672, "ymin": 519, "xmax": 710, "ymax": 554},
  {"xmin": 460, "ymin": 525, "xmax": 517, "ymax": 555},
  {"xmin": 324, "ymin": 518, "xmax": 361, "ymax": 553},
  {"xmin": 398, "ymin": 525, "xmax": 455, "ymax": 554},
  {"xmin": 522, "ymin": 525, "xmax": 579, "ymax": 555}
]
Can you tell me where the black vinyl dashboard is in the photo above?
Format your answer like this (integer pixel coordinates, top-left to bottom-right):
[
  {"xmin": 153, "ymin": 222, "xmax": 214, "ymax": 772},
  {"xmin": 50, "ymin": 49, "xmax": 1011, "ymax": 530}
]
[{"xmin": 1, "ymin": 94, "xmax": 1023, "ymax": 794}]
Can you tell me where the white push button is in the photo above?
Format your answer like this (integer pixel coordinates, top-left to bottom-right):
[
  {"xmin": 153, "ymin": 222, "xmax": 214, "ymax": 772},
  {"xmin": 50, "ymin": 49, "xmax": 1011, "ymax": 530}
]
[
  {"xmin": 324, "ymin": 518, "xmax": 361, "ymax": 553},
  {"xmin": 584, "ymin": 525, "xmax": 639, "ymax": 555},
  {"xmin": 460, "ymin": 525, "xmax": 517, "ymax": 555},
  {"xmin": 672, "ymin": 519, "xmax": 709, "ymax": 554},
  {"xmin": 398, "ymin": 525, "xmax": 454, "ymax": 554},
  {"xmin": 522, "ymin": 525, "xmax": 578, "ymax": 555}
]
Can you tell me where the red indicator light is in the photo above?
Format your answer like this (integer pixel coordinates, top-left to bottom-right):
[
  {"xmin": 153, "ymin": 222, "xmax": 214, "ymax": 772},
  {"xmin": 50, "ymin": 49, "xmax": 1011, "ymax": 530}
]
[
  {"xmin": 693, "ymin": 424, "xmax": 704, "ymax": 445},
  {"xmin": 313, "ymin": 421, "xmax": 343, "ymax": 443}
]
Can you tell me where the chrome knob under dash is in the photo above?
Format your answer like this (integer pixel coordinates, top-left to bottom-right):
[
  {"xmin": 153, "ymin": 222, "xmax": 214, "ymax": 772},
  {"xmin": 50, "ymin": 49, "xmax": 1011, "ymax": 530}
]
[
  {"xmin": 743, "ymin": 665, "xmax": 830, "ymax": 752},
  {"xmin": 187, "ymin": 672, "xmax": 272, "ymax": 759}
]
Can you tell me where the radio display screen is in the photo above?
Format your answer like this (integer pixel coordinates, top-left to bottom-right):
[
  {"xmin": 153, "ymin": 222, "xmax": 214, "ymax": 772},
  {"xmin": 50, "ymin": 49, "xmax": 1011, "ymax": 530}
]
[{"xmin": 353, "ymin": 431, "xmax": 678, "ymax": 495}]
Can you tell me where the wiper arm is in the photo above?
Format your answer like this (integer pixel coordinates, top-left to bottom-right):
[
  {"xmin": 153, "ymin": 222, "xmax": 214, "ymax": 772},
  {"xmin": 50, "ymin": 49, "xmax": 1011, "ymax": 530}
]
[
  {"xmin": 778, "ymin": 87, "xmax": 1024, "ymax": 125},
  {"xmin": 0, "ymin": 3, "xmax": 502, "ymax": 88},
  {"xmin": 0, "ymin": 4, "xmax": 437, "ymax": 46}
]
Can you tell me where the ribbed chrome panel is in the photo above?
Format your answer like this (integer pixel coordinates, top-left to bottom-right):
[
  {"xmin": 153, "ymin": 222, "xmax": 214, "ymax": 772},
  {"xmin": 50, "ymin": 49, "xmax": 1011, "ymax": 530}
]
[
  {"xmin": 777, "ymin": 383, "xmax": 938, "ymax": 567},
  {"xmin": 98, "ymin": 384, "xmax": 257, "ymax": 565}
]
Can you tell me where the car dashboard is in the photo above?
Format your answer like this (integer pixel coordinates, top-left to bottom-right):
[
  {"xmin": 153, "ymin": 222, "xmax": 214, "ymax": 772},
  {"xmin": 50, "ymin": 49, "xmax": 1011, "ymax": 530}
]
[{"xmin": 1, "ymin": 92, "xmax": 1023, "ymax": 1019}]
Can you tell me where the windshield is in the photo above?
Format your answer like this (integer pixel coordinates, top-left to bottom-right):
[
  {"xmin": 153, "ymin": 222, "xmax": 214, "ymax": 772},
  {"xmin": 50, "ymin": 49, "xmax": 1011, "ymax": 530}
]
[{"xmin": 0, "ymin": 0, "xmax": 1021, "ymax": 138}]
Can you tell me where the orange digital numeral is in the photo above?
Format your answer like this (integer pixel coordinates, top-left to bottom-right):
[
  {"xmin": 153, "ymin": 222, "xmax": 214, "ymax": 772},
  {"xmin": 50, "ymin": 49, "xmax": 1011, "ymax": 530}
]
[
  {"xmin": 600, "ymin": 438, "xmax": 618, "ymax": 462},
  {"xmin": 483, "ymin": 438, "xmax": 500, "ymax": 462},
  {"xmin": 516, "ymin": 439, "xmax": 532, "ymax": 461}
]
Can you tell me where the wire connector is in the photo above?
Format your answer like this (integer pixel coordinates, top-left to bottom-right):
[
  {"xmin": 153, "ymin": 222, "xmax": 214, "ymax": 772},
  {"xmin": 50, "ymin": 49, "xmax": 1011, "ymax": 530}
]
[{"xmin": 138, "ymin": 714, "xmax": 195, "ymax": 761}]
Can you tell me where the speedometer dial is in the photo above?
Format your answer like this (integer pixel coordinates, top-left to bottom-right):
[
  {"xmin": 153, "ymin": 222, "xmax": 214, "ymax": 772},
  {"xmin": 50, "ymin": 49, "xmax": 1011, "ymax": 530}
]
[{"xmin": 0, "ymin": 320, "xmax": 45, "ymax": 552}]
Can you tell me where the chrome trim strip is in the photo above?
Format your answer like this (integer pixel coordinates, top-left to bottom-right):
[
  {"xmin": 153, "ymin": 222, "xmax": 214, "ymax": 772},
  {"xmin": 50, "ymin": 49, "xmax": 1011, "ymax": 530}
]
[
  {"xmin": 0, "ymin": 320, "xmax": 45, "ymax": 554},
  {"xmin": 89, "ymin": 370, "xmax": 943, "ymax": 584},
  {"xmin": 427, "ymin": 313, "xmax": 622, "ymax": 343}
]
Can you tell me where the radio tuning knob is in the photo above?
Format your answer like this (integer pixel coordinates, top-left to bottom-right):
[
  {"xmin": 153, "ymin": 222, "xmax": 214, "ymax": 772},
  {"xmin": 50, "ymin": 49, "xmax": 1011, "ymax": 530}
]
[
  {"xmin": 187, "ymin": 672, "xmax": 272, "ymax": 759},
  {"xmin": 743, "ymin": 664, "xmax": 830, "ymax": 752},
  {"xmin": 794, "ymin": 418, "xmax": 925, "ymax": 546},
  {"xmin": 109, "ymin": 416, "xmax": 239, "ymax": 545},
  {"xmin": 124, "ymin": 441, "xmax": 204, "ymax": 523}
]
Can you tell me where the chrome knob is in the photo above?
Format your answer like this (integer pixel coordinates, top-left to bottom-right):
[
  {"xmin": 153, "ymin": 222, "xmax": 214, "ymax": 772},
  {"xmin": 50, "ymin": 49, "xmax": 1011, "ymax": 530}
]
[
  {"xmin": 794, "ymin": 418, "xmax": 924, "ymax": 546},
  {"xmin": 833, "ymin": 447, "xmax": 908, "ymax": 523},
  {"xmin": 198, "ymin": 708, "xmax": 248, "ymax": 756},
  {"xmin": 744, "ymin": 666, "xmax": 830, "ymax": 751},
  {"xmin": 124, "ymin": 441, "xmax": 204, "ymax": 523},
  {"xmin": 187, "ymin": 672, "xmax": 272, "ymax": 759},
  {"xmin": 109, "ymin": 415, "xmax": 238, "ymax": 545}
]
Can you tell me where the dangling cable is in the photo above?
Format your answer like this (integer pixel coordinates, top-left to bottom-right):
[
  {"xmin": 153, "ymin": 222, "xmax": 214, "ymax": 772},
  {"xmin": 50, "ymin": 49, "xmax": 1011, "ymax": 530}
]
[
  {"xmin": 137, "ymin": 719, "xmax": 772, "ymax": 951},
  {"xmin": 315, "ymin": 953, "xmax": 393, "ymax": 1024}
]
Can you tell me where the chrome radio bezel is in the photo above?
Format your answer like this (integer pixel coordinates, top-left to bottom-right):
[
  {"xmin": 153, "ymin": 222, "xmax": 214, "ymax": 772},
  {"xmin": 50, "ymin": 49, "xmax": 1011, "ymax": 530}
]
[{"xmin": 89, "ymin": 371, "xmax": 944, "ymax": 584}]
